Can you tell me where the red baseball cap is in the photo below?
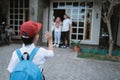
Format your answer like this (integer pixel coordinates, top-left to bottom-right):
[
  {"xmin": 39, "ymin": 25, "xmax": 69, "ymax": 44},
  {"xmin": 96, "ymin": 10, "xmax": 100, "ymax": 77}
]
[{"xmin": 20, "ymin": 20, "xmax": 42, "ymax": 38}]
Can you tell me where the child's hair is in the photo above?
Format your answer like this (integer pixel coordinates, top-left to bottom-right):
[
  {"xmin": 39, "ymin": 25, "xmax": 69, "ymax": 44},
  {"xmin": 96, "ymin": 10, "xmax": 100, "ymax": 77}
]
[
  {"xmin": 21, "ymin": 32, "xmax": 35, "ymax": 46},
  {"xmin": 21, "ymin": 37, "xmax": 34, "ymax": 46}
]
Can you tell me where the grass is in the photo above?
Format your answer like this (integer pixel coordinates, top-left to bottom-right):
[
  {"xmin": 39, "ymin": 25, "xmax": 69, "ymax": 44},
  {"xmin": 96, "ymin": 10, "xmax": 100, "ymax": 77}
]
[{"xmin": 78, "ymin": 53, "xmax": 120, "ymax": 62}]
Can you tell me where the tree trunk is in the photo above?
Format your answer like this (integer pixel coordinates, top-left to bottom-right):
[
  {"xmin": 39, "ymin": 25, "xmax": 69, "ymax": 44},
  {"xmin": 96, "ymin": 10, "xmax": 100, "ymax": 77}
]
[
  {"xmin": 109, "ymin": 41, "xmax": 114, "ymax": 56},
  {"xmin": 106, "ymin": 20, "xmax": 114, "ymax": 56}
]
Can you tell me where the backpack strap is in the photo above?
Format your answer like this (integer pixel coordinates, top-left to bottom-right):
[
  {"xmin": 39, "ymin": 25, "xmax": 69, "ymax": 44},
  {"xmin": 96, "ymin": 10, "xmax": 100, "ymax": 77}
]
[
  {"xmin": 29, "ymin": 48, "xmax": 39, "ymax": 61},
  {"xmin": 16, "ymin": 49, "xmax": 22, "ymax": 61},
  {"xmin": 16, "ymin": 48, "xmax": 39, "ymax": 61}
]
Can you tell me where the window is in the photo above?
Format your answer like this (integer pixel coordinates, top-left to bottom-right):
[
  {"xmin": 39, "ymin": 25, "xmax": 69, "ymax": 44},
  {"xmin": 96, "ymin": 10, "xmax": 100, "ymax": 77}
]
[
  {"xmin": 80, "ymin": 2, "xmax": 85, "ymax": 7},
  {"xmin": 59, "ymin": 2, "xmax": 65, "ymax": 7},
  {"xmin": 53, "ymin": 3, "xmax": 58, "ymax": 8},
  {"xmin": 85, "ymin": 9, "xmax": 92, "ymax": 40},
  {"xmin": 9, "ymin": 0, "xmax": 29, "ymax": 38},
  {"xmin": 73, "ymin": 2, "xmax": 78, "ymax": 7},
  {"xmin": 66, "ymin": 2, "xmax": 72, "ymax": 8},
  {"xmin": 87, "ymin": 2, "xmax": 93, "ymax": 8}
]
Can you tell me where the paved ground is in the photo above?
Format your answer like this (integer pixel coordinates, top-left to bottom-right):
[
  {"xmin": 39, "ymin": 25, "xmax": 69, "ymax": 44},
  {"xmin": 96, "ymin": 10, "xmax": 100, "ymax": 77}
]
[{"xmin": 0, "ymin": 44, "xmax": 120, "ymax": 80}]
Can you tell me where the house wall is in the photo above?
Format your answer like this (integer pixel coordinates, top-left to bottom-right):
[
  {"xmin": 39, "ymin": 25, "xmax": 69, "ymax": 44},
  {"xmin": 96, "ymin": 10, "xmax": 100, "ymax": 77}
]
[
  {"xmin": 50, "ymin": 0, "xmax": 101, "ymax": 45},
  {"xmin": 117, "ymin": 16, "xmax": 120, "ymax": 46},
  {"xmin": 42, "ymin": 8, "xmax": 49, "ymax": 43},
  {"xmin": 29, "ymin": 0, "xmax": 39, "ymax": 22},
  {"xmin": 30, "ymin": 0, "xmax": 50, "ymax": 44},
  {"xmin": 38, "ymin": 0, "xmax": 50, "ymax": 44},
  {"xmin": 90, "ymin": 0, "xmax": 101, "ymax": 45}
]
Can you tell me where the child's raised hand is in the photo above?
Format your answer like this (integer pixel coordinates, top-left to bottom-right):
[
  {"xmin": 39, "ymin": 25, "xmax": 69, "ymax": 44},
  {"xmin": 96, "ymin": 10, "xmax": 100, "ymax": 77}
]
[{"xmin": 44, "ymin": 31, "xmax": 52, "ymax": 42}]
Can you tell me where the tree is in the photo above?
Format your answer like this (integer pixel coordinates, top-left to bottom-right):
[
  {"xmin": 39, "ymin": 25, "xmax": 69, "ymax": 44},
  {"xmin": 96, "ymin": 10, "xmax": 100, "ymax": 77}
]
[{"xmin": 101, "ymin": 0, "xmax": 120, "ymax": 56}]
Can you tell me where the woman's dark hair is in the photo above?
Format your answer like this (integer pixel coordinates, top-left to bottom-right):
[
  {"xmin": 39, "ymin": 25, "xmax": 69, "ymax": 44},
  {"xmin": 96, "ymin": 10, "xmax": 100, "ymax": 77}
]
[
  {"xmin": 64, "ymin": 14, "xmax": 70, "ymax": 18},
  {"xmin": 21, "ymin": 37, "xmax": 34, "ymax": 46}
]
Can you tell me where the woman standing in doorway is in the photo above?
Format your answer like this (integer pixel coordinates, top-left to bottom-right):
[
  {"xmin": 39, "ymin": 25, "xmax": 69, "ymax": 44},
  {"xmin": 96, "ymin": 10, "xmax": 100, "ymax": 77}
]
[{"xmin": 53, "ymin": 17, "xmax": 62, "ymax": 47}]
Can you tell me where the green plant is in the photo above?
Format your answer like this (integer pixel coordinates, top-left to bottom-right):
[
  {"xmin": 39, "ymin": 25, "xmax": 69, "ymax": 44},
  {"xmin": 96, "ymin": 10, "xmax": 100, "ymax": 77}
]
[
  {"xmin": 78, "ymin": 53, "xmax": 120, "ymax": 62},
  {"xmin": 71, "ymin": 40, "xmax": 81, "ymax": 48}
]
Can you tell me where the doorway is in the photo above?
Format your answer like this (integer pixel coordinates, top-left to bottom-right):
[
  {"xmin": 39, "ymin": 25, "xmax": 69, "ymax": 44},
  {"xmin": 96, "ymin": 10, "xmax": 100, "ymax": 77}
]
[
  {"xmin": 24, "ymin": 9, "xmax": 29, "ymax": 21},
  {"xmin": 53, "ymin": 9, "xmax": 65, "ymax": 45},
  {"xmin": 53, "ymin": 9, "xmax": 65, "ymax": 21}
]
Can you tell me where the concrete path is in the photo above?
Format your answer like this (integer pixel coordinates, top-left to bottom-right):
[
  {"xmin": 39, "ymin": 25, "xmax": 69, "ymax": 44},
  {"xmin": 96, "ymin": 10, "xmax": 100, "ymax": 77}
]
[{"xmin": 0, "ymin": 44, "xmax": 120, "ymax": 80}]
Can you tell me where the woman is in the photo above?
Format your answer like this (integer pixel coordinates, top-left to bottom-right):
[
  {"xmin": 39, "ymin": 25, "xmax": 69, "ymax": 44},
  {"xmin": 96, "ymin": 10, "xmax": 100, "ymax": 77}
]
[{"xmin": 53, "ymin": 17, "xmax": 62, "ymax": 47}]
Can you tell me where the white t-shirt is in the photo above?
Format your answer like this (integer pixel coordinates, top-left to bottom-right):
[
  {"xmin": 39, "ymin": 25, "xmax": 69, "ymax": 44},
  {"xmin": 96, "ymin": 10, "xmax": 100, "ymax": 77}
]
[
  {"xmin": 7, "ymin": 43, "xmax": 54, "ymax": 73},
  {"xmin": 54, "ymin": 23, "xmax": 62, "ymax": 32},
  {"xmin": 62, "ymin": 18, "xmax": 72, "ymax": 32}
]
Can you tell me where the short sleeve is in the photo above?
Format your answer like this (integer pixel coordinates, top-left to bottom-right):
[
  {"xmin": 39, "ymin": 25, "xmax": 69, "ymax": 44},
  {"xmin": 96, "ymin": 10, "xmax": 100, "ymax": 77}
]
[
  {"xmin": 7, "ymin": 51, "xmax": 19, "ymax": 73},
  {"xmin": 40, "ymin": 48, "xmax": 54, "ymax": 59}
]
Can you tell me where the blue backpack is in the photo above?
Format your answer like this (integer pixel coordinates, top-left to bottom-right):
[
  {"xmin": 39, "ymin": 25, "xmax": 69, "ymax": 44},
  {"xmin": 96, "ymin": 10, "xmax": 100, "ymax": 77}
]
[{"xmin": 10, "ymin": 48, "xmax": 43, "ymax": 80}]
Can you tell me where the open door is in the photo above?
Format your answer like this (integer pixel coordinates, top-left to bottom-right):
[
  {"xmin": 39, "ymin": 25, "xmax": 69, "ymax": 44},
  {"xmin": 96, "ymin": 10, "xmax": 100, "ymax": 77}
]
[
  {"xmin": 53, "ymin": 9, "xmax": 65, "ymax": 45},
  {"xmin": 24, "ymin": 9, "xmax": 29, "ymax": 21},
  {"xmin": 53, "ymin": 9, "xmax": 65, "ymax": 21}
]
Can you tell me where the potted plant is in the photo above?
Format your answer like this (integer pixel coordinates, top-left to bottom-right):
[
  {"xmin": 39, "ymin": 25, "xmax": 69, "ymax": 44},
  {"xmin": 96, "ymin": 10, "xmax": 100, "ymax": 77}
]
[{"xmin": 71, "ymin": 40, "xmax": 81, "ymax": 53}]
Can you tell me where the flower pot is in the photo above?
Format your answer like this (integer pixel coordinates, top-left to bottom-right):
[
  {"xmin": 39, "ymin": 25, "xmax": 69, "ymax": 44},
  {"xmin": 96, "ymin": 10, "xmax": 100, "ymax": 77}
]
[{"xmin": 73, "ymin": 46, "xmax": 80, "ymax": 52}]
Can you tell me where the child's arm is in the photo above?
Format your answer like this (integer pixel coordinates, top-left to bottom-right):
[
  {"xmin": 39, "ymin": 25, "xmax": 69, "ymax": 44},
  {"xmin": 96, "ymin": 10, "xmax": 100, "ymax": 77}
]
[{"xmin": 44, "ymin": 32, "xmax": 53, "ymax": 50}]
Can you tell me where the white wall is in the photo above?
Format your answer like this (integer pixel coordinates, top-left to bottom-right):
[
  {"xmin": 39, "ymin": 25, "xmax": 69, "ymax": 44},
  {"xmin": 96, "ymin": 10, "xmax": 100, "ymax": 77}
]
[
  {"xmin": 90, "ymin": 0, "xmax": 101, "ymax": 45},
  {"xmin": 42, "ymin": 8, "xmax": 49, "ymax": 43},
  {"xmin": 117, "ymin": 16, "xmax": 120, "ymax": 46},
  {"xmin": 29, "ymin": 0, "xmax": 38, "ymax": 21}
]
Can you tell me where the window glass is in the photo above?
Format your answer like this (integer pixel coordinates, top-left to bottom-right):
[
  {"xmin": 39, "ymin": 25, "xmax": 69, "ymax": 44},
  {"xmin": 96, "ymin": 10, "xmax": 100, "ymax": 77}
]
[
  {"xmin": 20, "ymin": 0, "xmax": 23, "ymax": 8},
  {"xmin": 15, "ymin": 0, "xmax": 18, "ymax": 8},
  {"xmin": 66, "ymin": 2, "xmax": 72, "ymax": 8},
  {"xmin": 72, "ymin": 28, "xmax": 77, "ymax": 33},
  {"xmin": 79, "ymin": 22, "xmax": 84, "ymax": 27},
  {"xmin": 78, "ymin": 35, "xmax": 83, "ymax": 40},
  {"xmin": 87, "ymin": 2, "xmax": 93, "ymax": 8},
  {"xmin": 15, "ymin": 9, "xmax": 18, "ymax": 14},
  {"xmin": 73, "ymin": 9, "xmax": 78, "ymax": 14},
  {"xmin": 72, "ymin": 34, "xmax": 77, "ymax": 39},
  {"xmin": 15, "ymin": 15, "xmax": 18, "ymax": 19},
  {"xmin": 85, "ymin": 9, "xmax": 92, "ymax": 40},
  {"xmin": 53, "ymin": 3, "xmax": 58, "ymax": 8},
  {"xmin": 73, "ymin": 2, "xmax": 78, "ymax": 7},
  {"xmin": 10, "ymin": 0, "xmax": 14, "ymax": 8},
  {"xmin": 78, "ymin": 28, "xmax": 83, "ymax": 33},
  {"xmin": 72, "ymin": 21, "xmax": 77, "ymax": 27},
  {"xmin": 80, "ymin": 2, "xmax": 85, "ymax": 7},
  {"xmin": 10, "ymin": 9, "xmax": 13, "ymax": 13},
  {"xmin": 59, "ymin": 2, "xmax": 65, "ymax": 7},
  {"xmin": 25, "ymin": 0, "xmax": 29, "ymax": 8}
]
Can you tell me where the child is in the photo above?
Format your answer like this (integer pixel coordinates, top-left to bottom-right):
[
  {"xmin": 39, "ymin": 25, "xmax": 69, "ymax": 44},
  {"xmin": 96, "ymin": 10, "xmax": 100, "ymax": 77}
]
[
  {"xmin": 7, "ymin": 21, "xmax": 54, "ymax": 74},
  {"xmin": 53, "ymin": 17, "xmax": 62, "ymax": 47}
]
